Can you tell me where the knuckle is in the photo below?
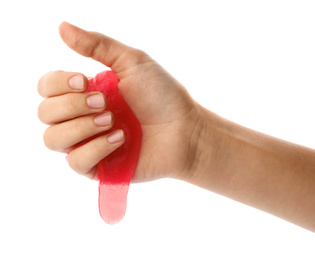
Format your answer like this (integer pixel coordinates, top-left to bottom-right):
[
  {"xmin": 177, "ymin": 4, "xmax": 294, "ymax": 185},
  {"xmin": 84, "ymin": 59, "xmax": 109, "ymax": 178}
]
[
  {"xmin": 117, "ymin": 48, "xmax": 151, "ymax": 69},
  {"xmin": 37, "ymin": 100, "xmax": 49, "ymax": 124},
  {"xmin": 37, "ymin": 70, "xmax": 66, "ymax": 97},
  {"xmin": 49, "ymin": 70, "xmax": 64, "ymax": 79},
  {"xmin": 67, "ymin": 153, "xmax": 79, "ymax": 172},
  {"xmin": 37, "ymin": 71, "xmax": 55, "ymax": 97},
  {"xmin": 43, "ymin": 127, "xmax": 56, "ymax": 150},
  {"xmin": 37, "ymin": 73, "xmax": 48, "ymax": 97},
  {"xmin": 88, "ymin": 34, "xmax": 103, "ymax": 58},
  {"xmin": 129, "ymin": 48, "xmax": 151, "ymax": 64},
  {"xmin": 67, "ymin": 151, "xmax": 84, "ymax": 173}
]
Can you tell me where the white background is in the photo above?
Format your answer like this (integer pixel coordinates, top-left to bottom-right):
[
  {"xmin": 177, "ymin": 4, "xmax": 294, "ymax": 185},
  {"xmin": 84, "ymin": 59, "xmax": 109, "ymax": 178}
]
[{"xmin": 0, "ymin": 0, "xmax": 314, "ymax": 259}]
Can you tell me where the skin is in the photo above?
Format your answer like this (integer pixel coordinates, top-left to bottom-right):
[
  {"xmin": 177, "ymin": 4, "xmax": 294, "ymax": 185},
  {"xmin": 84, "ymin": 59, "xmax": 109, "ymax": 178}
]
[{"xmin": 38, "ymin": 22, "xmax": 315, "ymax": 232}]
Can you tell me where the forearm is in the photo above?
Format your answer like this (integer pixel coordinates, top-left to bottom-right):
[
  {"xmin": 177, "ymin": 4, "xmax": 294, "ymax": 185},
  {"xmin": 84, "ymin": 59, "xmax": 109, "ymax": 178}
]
[{"xmin": 186, "ymin": 106, "xmax": 315, "ymax": 232}]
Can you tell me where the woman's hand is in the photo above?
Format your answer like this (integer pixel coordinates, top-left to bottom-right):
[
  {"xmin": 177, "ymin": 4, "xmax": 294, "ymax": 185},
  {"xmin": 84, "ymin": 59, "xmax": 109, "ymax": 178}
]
[{"xmin": 38, "ymin": 22, "xmax": 202, "ymax": 182}]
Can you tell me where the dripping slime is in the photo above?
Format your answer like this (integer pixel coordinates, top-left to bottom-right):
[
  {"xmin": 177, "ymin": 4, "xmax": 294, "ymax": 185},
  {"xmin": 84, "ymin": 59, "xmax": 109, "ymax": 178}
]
[{"xmin": 87, "ymin": 71, "xmax": 142, "ymax": 224}]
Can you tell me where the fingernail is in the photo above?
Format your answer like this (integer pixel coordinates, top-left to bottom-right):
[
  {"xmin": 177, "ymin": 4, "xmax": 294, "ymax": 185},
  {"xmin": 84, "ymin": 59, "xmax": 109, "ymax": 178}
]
[
  {"xmin": 107, "ymin": 130, "xmax": 124, "ymax": 144},
  {"xmin": 87, "ymin": 94, "xmax": 105, "ymax": 108},
  {"xmin": 94, "ymin": 112, "xmax": 112, "ymax": 126},
  {"xmin": 69, "ymin": 75, "xmax": 84, "ymax": 90}
]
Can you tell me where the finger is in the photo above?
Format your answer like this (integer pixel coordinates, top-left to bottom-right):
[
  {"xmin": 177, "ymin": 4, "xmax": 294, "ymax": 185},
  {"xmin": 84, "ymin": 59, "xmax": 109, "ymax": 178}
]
[
  {"xmin": 67, "ymin": 130, "xmax": 125, "ymax": 179},
  {"xmin": 43, "ymin": 111, "xmax": 114, "ymax": 152},
  {"xmin": 38, "ymin": 92, "xmax": 107, "ymax": 124},
  {"xmin": 58, "ymin": 21, "xmax": 151, "ymax": 73},
  {"xmin": 38, "ymin": 70, "xmax": 88, "ymax": 98}
]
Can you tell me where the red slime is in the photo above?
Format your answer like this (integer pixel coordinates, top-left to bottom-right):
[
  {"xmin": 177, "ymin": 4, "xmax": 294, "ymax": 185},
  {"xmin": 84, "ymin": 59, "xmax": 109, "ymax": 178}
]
[{"xmin": 86, "ymin": 70, "xmax": 141, "ymax": 224}]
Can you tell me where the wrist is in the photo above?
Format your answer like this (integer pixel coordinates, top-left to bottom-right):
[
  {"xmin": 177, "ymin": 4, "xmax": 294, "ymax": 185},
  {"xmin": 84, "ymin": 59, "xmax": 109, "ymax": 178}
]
[
  {"xmin": 180, "ymin": 105, "xmax": 232, "ymax": 191},
  {"xmin": 178, "ymin": 104, "xmax": 217, "ymax": 185}
]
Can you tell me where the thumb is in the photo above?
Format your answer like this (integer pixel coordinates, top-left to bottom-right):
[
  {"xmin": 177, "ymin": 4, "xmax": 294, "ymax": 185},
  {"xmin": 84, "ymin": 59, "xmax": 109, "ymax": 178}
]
[{"xmin": 59, "ymin": 21, "xmax": 141, "ymax": 73}]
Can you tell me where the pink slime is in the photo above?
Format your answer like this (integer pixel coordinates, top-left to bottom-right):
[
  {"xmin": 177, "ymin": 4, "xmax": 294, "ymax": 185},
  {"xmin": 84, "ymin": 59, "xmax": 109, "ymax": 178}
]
[{"xmin": 86, "ymin": 70, "xmax": 142, "ymax": 224}]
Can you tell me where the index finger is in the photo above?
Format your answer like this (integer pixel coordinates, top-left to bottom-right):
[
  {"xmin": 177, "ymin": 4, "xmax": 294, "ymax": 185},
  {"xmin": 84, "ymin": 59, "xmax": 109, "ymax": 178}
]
[{"xmin": 38, "ymin": 70, "xmax": 88, "ymax": 98}]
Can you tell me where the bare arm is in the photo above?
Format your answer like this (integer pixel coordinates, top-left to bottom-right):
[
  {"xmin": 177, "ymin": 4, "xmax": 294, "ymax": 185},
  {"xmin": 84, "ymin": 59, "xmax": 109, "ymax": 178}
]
[{"xmin": 185, "ymin": 107, "xmax": 315, "ymax": 232}]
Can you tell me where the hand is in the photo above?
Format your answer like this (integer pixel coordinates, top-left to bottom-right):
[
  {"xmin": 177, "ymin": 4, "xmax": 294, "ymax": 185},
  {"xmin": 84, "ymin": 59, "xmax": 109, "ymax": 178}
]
[{"xmin": 38, "ymin": 22, "xmax": 202, "ymax": 182}]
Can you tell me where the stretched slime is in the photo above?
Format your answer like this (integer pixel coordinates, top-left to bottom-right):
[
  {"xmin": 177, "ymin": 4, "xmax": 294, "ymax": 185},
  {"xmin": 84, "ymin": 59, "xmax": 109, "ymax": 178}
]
[{"xmin": 86, "ymin": 70, "xmax": 142, "ymax": 224}]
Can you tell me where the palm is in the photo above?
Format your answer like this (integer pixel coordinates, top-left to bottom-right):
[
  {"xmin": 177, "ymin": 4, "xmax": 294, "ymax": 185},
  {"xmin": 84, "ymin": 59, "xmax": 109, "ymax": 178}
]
[{"xmin": 116, "ymin": 56, "xmax": 198, "ymax": 182}]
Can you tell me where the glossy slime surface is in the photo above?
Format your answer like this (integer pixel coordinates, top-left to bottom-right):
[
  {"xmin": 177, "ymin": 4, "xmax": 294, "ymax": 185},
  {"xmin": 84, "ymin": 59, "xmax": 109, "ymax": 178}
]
[{"xmin": 86, "ymin": 71, "xmax": 142, "ymax": 224}]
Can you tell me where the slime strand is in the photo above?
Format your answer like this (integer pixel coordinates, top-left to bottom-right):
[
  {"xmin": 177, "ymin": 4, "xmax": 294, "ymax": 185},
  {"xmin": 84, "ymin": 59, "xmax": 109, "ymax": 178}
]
[{"xmin": 87, "ymin": 71, "xmax": 142, "ymax": 224}]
